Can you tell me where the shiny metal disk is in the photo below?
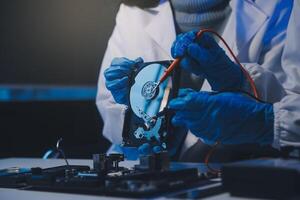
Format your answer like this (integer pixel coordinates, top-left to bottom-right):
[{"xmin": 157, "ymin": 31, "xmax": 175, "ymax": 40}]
[
  {"xmin": 129, "ymin": 62, "xmax": 172, "ymax": 142},
  {"xmin": 141, "ymin": 81, "xmax": 159, "ymax": 100},
  {"xmin": 129, "ymin": 63, "xmax": 170, "ymax": 120}
]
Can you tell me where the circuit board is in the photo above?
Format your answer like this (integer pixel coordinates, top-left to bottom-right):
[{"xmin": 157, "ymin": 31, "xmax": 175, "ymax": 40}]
[{"xmin": 0, "ymin": 152, "xmax": 222, "ymax": 198}]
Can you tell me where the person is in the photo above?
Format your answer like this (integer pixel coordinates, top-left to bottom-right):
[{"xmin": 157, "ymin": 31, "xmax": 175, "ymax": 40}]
[
  {"xmin": 277, "ymin": 0, "xmax": 300, "ymax": 147},
  {"xmin": 96, "ymin": 0, "xmax": 299, "ymax": 160}
]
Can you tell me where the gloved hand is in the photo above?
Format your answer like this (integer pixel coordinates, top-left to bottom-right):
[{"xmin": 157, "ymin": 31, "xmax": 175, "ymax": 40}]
[
  {"xmin": 171, "ymin": 31, "xmax": 244, "ymax": 91},
  {"xmin": 104, "ymin": 57, "xmax": 143, "ymax": 105},
  {"xmin": 138, "ymin": 143, "xmax": 162, "ymax": 156},
  {"xmin": 169, "ymin": 89, "xmax": 274, "ymax": 145}
]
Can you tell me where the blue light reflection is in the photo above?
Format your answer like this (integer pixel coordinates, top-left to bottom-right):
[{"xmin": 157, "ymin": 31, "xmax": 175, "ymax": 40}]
[{"xmin": 0, "ymin": 85, "xmax": 97, "ymax": 102}]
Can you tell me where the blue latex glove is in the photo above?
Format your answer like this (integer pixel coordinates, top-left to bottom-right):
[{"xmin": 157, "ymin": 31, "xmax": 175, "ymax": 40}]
[
  {"xmin": 137, "ymin": 126, "xmax": 187, "ymax": 157},
  {"xmin": 171, "ymin": 31, "xmax": 244, "ymax": 91},
  {"xmin": 104, "ymin": 57, "xmax": 143, "ymax": 105},
  {"xmin": 138, "ymin": 143, "xmax": 162, "ymax": 156},
  {"xmin": 169, "ymin": 89, "xmax": 274, "ymax": 145}
]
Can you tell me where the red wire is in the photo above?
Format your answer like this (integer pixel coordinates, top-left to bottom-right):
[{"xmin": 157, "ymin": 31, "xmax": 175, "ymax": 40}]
[
  {"xmin": 197, "ymin": 29, "xmax": 259, "ymax": 99},
  {"xmin": 159, "ymin": 29, "xmax": 259, "ymax": 99},
  {"xmin": 167, "ymin": 29, "xmax": 259, "ymax": 172},
  {"xmin": 159, "ymin": 29, "xmax": 260, "ymax": 173},
  {"xmin": 195, "ymin": 29, "xmax": 260, "ymax": 172},
  {"xmin": 204, "ymin": 141, "xmax": 221, "ymax": 174},
  {"xmin": 196, "ymin": 29, "xmax": 258, "ymax": 173}
]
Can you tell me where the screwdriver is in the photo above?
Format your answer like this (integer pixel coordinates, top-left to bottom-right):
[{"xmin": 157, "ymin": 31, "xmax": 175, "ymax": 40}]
[
  {"xmin": 152, "ymin": 29, "xmax": 210, "ymax": 92},
  {"xmin": 152, "ymin": 29, "xmax": 259, "ymax": 99}
]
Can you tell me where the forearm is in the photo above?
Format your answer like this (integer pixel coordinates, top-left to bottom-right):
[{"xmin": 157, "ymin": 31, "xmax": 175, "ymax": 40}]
[
  {"xmin": 96, "ymin": 32, "xmax": 127, "ymax": 144},
  {"xmin": 96, "ymin": 94, "xmax": 126, "ymax": 144},
  {"xmin": 96, "ymin": 64, "xmax": 127, "ymax": 144},
  {"xmin": 241, "ymin": 63, "xmax": 300, "ymax": 148},
  {"xmin": 273, "ymin": 95, "xmax": 300, "ymax": 148}
]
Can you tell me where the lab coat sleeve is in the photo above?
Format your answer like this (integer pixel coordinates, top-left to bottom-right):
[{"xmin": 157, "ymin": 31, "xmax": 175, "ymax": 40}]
[
  {"xmin": 242, "ymin": 63, "xmax": 286, "ymax": 103},
  {"xmin": 241, "ymin": 1, "xmax": 300, "ymax": 147},
  {"xmin": 96, "ymin": 7, "xmax": 128, "ymax": 145},
  {"xmin": 96, "ymin": 4, "xmax": 159, "ymax": 145},
  {"xmin": 241, "ymin": 66, "xmax": 286, "ymax": 149},
  {"xmin": 240, "ymin": 3, "xmax": 289, "ymax": 103},
  {"xmin": 274, "ymin": 0, "xmax": 300, "ymax": 147},
  {"xmin": 96, "ymin": 39, "xmax": 127, "ymax": 145}
]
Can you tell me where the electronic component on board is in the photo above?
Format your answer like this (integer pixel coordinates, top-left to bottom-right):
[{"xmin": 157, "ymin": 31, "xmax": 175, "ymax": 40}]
[{"xmin": 0, "ymin": 153, "xmax": 221, "ymax": 198}]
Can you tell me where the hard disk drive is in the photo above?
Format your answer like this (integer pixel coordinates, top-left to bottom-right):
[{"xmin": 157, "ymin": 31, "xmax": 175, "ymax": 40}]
[{"xmin": 122, "ymin": 60, "xmax": 180, "ymax": 150}]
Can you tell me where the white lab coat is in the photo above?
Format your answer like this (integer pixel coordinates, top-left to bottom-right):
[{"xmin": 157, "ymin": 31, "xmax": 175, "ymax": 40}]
[
  {"xmin": 96, "ymin": 0, "xmax": 300, "ymax": 155},
  {"xmin": 275, "ymin": 0, "xmax": 300, "ymax": 147}
]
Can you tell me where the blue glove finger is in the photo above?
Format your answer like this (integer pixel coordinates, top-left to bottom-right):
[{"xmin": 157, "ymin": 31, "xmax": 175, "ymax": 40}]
[
  {"xmin": 152, "ymin": 146, "xmax": 162, "ymax": 153},
  {"xmin": 171, "ymin": 114, "xmax": 187, "ymax": 127},
  {"xmin": 196, "ymin": 33, "xmax": 219, "ymax": 49},
  {"xmin": 171, "ymin": 32, "xmax": 217, "ymax": 59},
  {"xmin": 105, "ymin": 57, "xmax": 143, "ymax": 80},
  {"xmin": 105, "ymin": 76, "xmax": 129, "ymax": 91},
  {"xmin": 171, "ymin": 31, "xmax": 244, "ymax": 91},
  {"xmin": 109, "ymin": 57, "xmax": 143, "ymax": 72},
  {"xmin": 104, "ymin": 66, "xmax": 132, "ymax": 81},
  {"xmin": 138, "ymin": 143, "xmax": 151, "ymax": 155},
  {"xmin": 172, "ymin": 108, "xmax": 206, "ymax": 120},
  {"xmin": 110, "ymin": 57, "xmax": 135, "ymax": 66},
  {"xmin": 110, "ymin": 57, "xmax": 143, "ymax": 67},
  {"xmin": 104, "ymin": 57, "xmax": 144, "ymax": 105},
  {"xmin": 169, "ymin": 95, "xmax": 193, "ymax": 110},
  {"xmin": 176, "ymin": 110, "xmax": 206, "ymax": 121},
  {"xmin": 172, "ymin": 109, "xmax": 221, "ymax": 142},
  {"xmin": 170, "ymin": 91, "xmax": 211, "ymax": 111},
  {"xmin": 187, "ymin": 43, "xmax": 213, "ymax": 67},
  {"xmin": 172, "ymin": 113, "xmax": 204, "ymax": 130},
  {"xmin": 134, "ymin": 57, "xmax": 144, "ymax": 64},
  {"xmin": 173, "ymin": 114, "xmax": 213, "ymax": 142},
  {"xmin": 180, "ymin": 57, "xmax": 205, "ymax": 76},
  {"xmin": 113, "ymin": 87, "xmax": 129, "ymax": 105},
  {"xmin": 172, "ymin": 111, "xmax": 206, "ymax": 132},
  {"xmin": 177, "ymin": 88, "xmax": 195, "ymax": 98},
  {"xmin": 171, "ymin": 31, "xmax": 197, "ymax": 58},
  {"xmin": 192, "ymin": 92, "xmax": 274, "ymax": 145}
]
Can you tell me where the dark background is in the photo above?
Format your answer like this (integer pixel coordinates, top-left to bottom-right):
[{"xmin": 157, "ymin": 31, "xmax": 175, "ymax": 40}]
[
  {"xmin": 0, "ymin": 0, "xmax": 121, "ymax": 85},
  {"xmin": 0, "ymin": 0, "xmax": 122, "ymax": 158}
]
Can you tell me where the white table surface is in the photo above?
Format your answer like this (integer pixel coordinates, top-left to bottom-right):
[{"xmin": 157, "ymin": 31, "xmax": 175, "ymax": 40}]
[{"xmin": 0, "ymin": 158, "xmax": 251, "ymax": 200}]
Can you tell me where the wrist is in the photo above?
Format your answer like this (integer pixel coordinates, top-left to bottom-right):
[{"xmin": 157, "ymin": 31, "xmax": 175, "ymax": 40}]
[{"xmin": 259, "ymin": 104, "xmax": 274, "ymax": 145}]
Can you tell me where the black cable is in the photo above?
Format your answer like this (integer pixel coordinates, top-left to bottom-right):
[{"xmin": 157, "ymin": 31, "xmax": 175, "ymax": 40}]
[
  {"xmin": 213, "ymin": 89, "xmax": 272, "ymax": 104},
  {"xmin": 121, "ymin": 0, "xmax": 160, "ymax": 8}
]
